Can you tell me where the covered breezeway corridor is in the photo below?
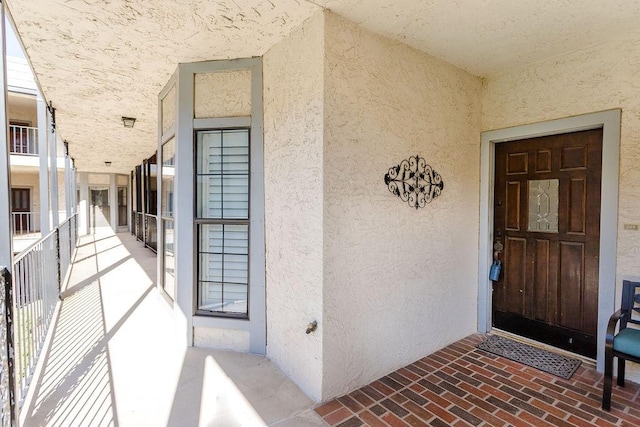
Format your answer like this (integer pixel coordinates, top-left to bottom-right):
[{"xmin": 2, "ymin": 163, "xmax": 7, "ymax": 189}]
[{"xmin": 19, "ymin": 228, "xmax": 322, "ymax": 426}]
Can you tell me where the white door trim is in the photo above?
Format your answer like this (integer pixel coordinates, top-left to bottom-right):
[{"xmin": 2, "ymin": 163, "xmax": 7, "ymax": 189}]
[{"xmin": 478, "ymin": 109, "xmax": 620, "ymax": 371}]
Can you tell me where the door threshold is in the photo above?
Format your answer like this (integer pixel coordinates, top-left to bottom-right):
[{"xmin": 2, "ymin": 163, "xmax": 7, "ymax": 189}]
[{"xmin": 491, "ymin": 328, "xmax": 596, "ymax": 368}]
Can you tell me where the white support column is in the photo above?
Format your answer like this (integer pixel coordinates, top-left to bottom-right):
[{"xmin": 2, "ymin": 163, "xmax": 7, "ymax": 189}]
[
  {"xmin": 79, "ymin": 172, "xmax": 89, "ymax": 235},
  {"xmin": 0, "ymin": 3, "xmax": 13, "ymax": 267},
  {"xmin": 49, "ymin": 120, "xmax": 59, "ymax": 228},
  {"xmin": 72, "ymin": 167, "xmax": 77, "ymax": 214},
  {"xmin": 64, "ymin": 150, "xmax": 71, "ymax": 220},
  {"xmin": 37, "ymin": 97, "xmax": 50, "ymax": 234},
  {"xmin": 109, "ymin": 173, "xmax": 117, "ymax": 230},
  {"xmin": 175, "ymin": 65, "xmax": 195, "ymax": 347}
]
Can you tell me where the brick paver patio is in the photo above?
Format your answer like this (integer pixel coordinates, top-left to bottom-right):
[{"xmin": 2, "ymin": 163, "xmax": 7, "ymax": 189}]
[{"xmin": 315, "ymin": 334, "xmax": 640, "ymax": 426}]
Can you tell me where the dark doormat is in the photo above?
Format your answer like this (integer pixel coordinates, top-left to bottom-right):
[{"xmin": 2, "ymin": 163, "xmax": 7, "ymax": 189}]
[{"xmin": 477, "ymin": 335, "xmax": 581, "ymax": 380}]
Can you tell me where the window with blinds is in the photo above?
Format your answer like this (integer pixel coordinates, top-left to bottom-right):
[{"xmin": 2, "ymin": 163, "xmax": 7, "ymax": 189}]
[{"xmin": 196, "ymin": 129, "xmax": 250, "ymax": 316}]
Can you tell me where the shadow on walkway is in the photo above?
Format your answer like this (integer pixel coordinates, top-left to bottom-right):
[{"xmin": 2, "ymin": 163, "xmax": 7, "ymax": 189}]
[{"xmin": 21, "ymin": 229, "xmax": 321, "ymax": 426}]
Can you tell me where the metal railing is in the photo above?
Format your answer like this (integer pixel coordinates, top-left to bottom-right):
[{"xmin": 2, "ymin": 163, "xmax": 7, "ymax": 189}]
[
  {"xmin": 0, "ymin": 268, "xmax": 16, "ymax": 426},
  {"xmin": 134, "ymin": 211, "xmax": 144, "ymax": 242},
  {"xmin": 11, "ymin": 211, "xmax": 74, "ymax": 237},
  {"xmin": 12, "ymin": 214, "xmax": 78, "ymax": 407},
  {"xmin": 145, "ymin": 214, "xmax": 157, "ymax": 252},
  {"xmin": 133, "ymin": 211, "xmax": 157, "ymax": 253},
  {"xmin": 11, "ymin": 212, "xmax": 39, "ymax": 235},
  {"xmin": 9, "ymin": 125, "xmax": 38, "ymax": 156}
]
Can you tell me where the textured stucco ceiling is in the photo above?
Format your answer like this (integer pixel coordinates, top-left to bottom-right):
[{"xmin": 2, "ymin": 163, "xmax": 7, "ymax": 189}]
[
  {"xmin": 6, "ymin": 0, "xmax": 321, "ymax": 173},
  {"xmin": 318, "ymin": 0, "xmax": 640, "ymax": 76},
  {"xmin": 6, "ymin": 0, "xmax": 640, "ymax": 173}
]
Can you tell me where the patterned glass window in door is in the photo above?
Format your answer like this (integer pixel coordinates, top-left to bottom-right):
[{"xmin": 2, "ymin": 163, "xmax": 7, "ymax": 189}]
[{"xmin": 528, "ymin": 179, "xmax": 559, "ymax": 232}]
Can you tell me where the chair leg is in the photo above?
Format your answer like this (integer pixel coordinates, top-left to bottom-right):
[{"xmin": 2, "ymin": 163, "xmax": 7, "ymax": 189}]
[
  {"xmin": 603, "ymin": 352, "xmax": 614, "ymax": 410},
  {"xmin": 617, "ymin": 358, "xmax": 626, "ymax": 387}
]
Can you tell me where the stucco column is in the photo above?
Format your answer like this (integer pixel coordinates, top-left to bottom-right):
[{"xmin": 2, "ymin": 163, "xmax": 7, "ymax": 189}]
[{"xmin": 36, "ymin": 97, "xmax": 50, "ymax": 234}]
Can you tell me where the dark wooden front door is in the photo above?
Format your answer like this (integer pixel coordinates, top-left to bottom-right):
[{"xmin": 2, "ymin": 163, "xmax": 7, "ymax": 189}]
[
  {"xmin": 492, "ymin": 129, "xmax": 603, "ymax": 358},
  {"xmin": 11, "ymin": 188, "xmax": 31, "ymax": 232}
]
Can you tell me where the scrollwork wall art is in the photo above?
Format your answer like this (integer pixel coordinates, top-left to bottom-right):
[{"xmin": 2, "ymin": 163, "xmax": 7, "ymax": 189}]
[{"xmin": 384, "ymin": 155, "xmax": 444, "ymax": 209}]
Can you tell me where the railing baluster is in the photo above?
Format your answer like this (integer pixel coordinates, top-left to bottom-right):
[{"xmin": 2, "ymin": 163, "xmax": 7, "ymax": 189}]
[
  {"xmin": 10, "ymin": 214, "xmax": 78, "ymax": 409},
  {"xmin": 0, "ymin": 267, "xmax": 17, "ymax": 426},
  {"xmin": 8, "ymin": 126, "xmax": 38, "ymax": 155}
]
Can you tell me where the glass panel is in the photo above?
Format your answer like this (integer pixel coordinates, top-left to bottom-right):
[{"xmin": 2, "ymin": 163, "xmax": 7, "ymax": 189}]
[
  {"xmin": 118, "ymin": 187, "xmax": 127, "ymax": 226},
  {"xmin": 162, "ymin": 85, "xmax": 176, "ymax": 135},
  {"xmin": 528, "ymin": 179, "xmax": 559, "ymax": 232},
  {"xmin": 196, "ymin": 130, "xmax": 249, "ymax": 219},
  {"xmin": 161, "ymin": 138, "xmax": 175, "ymax": 218},
  {"xmin": 163, "ymin": 219, "xmax": 175, "ymax": 300},
  {"xmin": 147, "ymin": 155, "xmax": 158, "ymax": 215},
  {"xmin": 198, "ymin": 224, "xmax": 249, "ymax": 315}
]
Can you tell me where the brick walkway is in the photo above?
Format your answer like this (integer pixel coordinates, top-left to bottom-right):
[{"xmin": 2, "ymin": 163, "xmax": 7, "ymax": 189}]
[{"xmin": 315, "ymin": 334, "xmax": 640, "ymax": 426}]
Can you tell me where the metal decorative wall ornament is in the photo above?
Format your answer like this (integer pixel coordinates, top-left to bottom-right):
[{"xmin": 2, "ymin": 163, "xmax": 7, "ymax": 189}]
[{"xmin": 384, "ymin": 155, "xmax": 444, "ymax": 209}]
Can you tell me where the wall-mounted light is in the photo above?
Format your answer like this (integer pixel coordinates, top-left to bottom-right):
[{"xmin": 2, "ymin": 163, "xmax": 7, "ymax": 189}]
[
  {"xmin": 121, "ymin": 116, "xmax": 136, "ymax": 128},
  {"xmin": 105, "ymin": 161, "xmax": 112, "ymax": 167}
]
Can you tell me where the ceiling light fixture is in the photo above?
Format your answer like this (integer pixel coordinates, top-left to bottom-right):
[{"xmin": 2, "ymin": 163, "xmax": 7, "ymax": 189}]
[
  {"xmin": 122, "ymin": 116, "xmax": 136, "ymax": 128},
  {"xmin": 105, "ymin": 161, "xmax": 112, "ymax": 167}
]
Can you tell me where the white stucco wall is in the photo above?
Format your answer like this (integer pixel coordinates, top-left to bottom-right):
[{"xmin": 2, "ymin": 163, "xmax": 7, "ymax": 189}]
[
  {"xmin": 10, "ymin": 171, "xmax": 67, "ymax": 226},
  {"xmin": 321, "ymin": 13, "xmax": 483, "ymax": 400},
  {"xmin": 482, "ymin": 33, "xmax": 640, "ymax": 380},
  {"xmin": 7, "ymin": 95, "xmax": 37, "ymax": 126},
  {"xmin": 263, "ymin": 12, "xmax": 325, "ymax": 402},
  {"xmin": 193, "ymin": 327, "xmax": 250, "ymax": 352},
  {"xmin": 194, "ymin": 70, "xmax": 252, "ymax": 118}
]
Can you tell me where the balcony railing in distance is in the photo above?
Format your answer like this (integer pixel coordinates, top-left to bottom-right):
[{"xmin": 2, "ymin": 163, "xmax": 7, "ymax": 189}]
[
  {"xmin": 11, "ymin": 212, "xmax": 40, "ymax": 236},
  {"xmin": 11, "ymin": 211, "xmax": 74, "ymax": 237},
  {"xmin": 12, "ymin": 214, "xmax": 78, "ymax": 409},
  {"xmin": 9, "ymin": 126, "xmax": 38, "ymax": 156}
]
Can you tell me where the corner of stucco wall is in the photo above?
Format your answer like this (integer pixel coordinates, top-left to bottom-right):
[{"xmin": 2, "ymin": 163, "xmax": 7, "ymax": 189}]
[
  {"xmin": 321, "ymin": 12, "xmax": 483, "ymax": 401},
  {"xmin": 263, "ymin": 10, "xmax": 326, "ymax": 402}
]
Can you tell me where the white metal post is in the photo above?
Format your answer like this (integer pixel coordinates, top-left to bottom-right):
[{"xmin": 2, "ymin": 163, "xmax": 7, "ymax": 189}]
[
  {"xmin": 109, "ymin": 173, "xmax": 117, "ymax": 230},
  {"xmin": 72, "ymin": 166, "xmax": 77, "ymax": 214},
  {"xmin": 37, "ymin": 96, "xmax": 50, "ymax": 234},
  {"xmin": 64, "ymin": 146, "xmax": 71, "ymax": 220},
  {"xmin": 0, "ymin": 0, "xmax": 12, "ymax": 268},
  {"xmin": 49, "ymin": 113, "xmax": 59, "ymax": 228},
  {"xmin": 79, "ymin": 172, "xmax": 89, "ymax": 235}
]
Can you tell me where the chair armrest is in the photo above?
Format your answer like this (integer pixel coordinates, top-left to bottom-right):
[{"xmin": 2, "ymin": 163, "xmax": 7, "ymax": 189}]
[{"xmin": 606, "ymin": 309, "xmax": 628, "ymax": 347}]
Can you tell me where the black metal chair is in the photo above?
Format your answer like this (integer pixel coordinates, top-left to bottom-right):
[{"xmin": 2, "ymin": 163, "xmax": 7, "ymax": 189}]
[{"xmin": 602, "ymin": 280, "xmax": 640, "ymax": 411}]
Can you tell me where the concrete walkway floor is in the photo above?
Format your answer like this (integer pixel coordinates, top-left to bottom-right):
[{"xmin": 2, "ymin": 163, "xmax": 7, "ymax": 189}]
[{"xmin": 20, "ymin": 228, "xmax": 323, "ymax": 426}]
